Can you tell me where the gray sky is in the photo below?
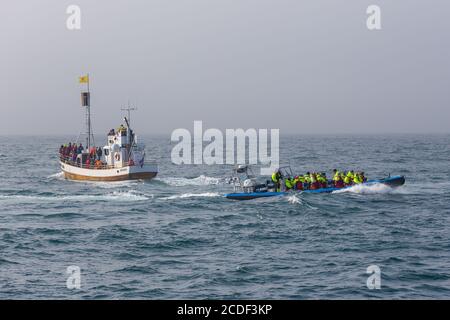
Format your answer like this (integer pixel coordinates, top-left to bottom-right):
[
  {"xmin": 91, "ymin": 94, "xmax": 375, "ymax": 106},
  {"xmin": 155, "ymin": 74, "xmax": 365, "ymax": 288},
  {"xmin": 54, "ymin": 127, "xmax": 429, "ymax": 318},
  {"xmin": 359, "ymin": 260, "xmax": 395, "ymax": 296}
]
[{"xmin": 1, "ymin": 0, "xmax": 449, "ymax": 135}]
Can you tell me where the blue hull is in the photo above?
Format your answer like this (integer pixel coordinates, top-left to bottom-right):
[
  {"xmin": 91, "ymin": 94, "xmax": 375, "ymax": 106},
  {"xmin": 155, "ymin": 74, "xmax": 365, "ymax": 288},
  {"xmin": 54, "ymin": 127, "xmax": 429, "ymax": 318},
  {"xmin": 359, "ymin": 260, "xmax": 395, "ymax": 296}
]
[{"xmin": 224, "ymin": 175, "xmax": 405, "ymax": 200}]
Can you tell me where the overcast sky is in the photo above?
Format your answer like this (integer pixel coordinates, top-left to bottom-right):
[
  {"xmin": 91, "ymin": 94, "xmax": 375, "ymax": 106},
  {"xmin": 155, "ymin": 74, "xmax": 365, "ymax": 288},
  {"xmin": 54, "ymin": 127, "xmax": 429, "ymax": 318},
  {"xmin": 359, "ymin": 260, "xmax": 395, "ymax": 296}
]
[{"xmin": 1, "ymin": 0, "xmax": 449, "ymax": 135}]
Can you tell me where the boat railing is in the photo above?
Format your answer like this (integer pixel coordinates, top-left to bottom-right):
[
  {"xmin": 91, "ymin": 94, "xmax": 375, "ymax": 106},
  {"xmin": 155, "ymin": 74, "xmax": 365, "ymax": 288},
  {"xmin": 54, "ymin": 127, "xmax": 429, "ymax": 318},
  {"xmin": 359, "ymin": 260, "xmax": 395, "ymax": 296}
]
[
  {"xmin": 59, "ymin": 155, "xmax": 157, "ymax": 170},
  {"xmin": 59, "ymin": 155, "xmax": 113, "ymax": 170}
]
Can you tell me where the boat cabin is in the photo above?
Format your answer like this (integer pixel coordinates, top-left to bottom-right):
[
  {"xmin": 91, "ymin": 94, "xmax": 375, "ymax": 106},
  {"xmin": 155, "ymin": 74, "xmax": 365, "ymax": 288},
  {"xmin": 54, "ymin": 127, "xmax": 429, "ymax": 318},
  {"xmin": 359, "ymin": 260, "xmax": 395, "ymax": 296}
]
[{"xmin": 100, "ymin": 124, "xmax": 144, "ymax": 168}]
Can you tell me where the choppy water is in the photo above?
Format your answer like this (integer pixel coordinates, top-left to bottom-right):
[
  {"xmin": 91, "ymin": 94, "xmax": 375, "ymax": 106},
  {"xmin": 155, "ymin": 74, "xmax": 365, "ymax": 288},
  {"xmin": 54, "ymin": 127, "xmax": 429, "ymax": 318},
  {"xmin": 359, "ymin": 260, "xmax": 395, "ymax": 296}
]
[{"xmin": 1, "ymin": 134, "xmax": 450, "ymax": 299}]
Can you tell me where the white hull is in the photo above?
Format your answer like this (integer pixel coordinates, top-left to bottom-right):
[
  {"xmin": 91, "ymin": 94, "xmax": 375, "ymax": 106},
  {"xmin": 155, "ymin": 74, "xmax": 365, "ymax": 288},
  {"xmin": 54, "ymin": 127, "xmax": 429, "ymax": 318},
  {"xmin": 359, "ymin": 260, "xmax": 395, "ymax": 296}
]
[{"xmin": 60, "ymin": 161, "xmax": 158, "ymax": 181}]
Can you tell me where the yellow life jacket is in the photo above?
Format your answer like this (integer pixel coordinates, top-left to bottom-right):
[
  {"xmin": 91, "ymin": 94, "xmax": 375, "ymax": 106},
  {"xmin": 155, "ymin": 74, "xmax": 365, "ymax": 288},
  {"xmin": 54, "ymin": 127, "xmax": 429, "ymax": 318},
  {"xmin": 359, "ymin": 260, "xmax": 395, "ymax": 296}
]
[
  {"xmin": 272, "ymin": 172, "xmax": 279, "ymax": 183},
  {"xmin": 333, "ymin": 171, "xmax": 341, "ymax": 181},
  {"xmin": 285, "ymin": 179, "xmax": 293, "ymax": 188}
]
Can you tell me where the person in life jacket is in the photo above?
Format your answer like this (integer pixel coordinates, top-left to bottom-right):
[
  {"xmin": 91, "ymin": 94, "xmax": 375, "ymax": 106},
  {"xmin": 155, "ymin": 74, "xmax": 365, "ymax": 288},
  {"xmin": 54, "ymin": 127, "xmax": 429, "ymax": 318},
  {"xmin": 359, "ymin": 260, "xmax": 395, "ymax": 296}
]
[
  {"xmin": 292, "ymin": 176, "xmax": 302, "ymax": 190},
  {"xmin": 296, "ymin": 175, "xmax": 305, "ymax": 190},
  {"xmin": 332, "ymin": 169, "xmax": 341, "ymax": 186},
  {"xmin": 344, "ymin": 174, "xmax": 352, "ymax": 186},
  {"xmin": 333, "ymin": 169, "xmax": 345, "ymax": 188},
  {"xmin": 310, "ymin": 173, "xmax": 321, "ymax": 190},
  {"xmin": 285, "ymin": 177, "xmax": 294, "ymax": 191},
  {"xmin": 303, "ymin": 172, "xmax": 311, "ymax": 189},
  {"xmin": 333, "ymin": 169, "xmax": 341, "ymax": 182},
  {"xmin": 317, "ymin": 172, "xmax": 327, "ymax": 188},
  {"xmin": 353, "ymin": 172, "xmax": 363, "ymax": 184},
  {"xmin": 346, "ymin": 170, "xmax": 354, "ymax": 180},
  {"xmin": 359, "ymin": 172, "xmax": 366, "ymax": 182},
  {"xmin": 315, "ymin": 172, "xmax": 322, "ymax": 188},
  {"xmin": 292, "ymin": 176, "xmax": 298, "ymax": 190},
  {"xmin": 271, "ymin": 170, "xmax": 282, "ymax": 192}
]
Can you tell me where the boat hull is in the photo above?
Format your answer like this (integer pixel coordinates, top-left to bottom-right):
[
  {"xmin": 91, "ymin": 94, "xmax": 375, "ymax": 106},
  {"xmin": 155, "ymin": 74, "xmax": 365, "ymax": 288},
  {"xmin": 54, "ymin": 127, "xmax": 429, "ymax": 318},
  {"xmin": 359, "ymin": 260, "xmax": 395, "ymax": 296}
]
[
  {"xmin": 60, "ymin": 161, "xmax": 157, "ymax": 181},
  {"xmin": 225, "ymin": 175, "xmax": 405, "ymax": 200}
]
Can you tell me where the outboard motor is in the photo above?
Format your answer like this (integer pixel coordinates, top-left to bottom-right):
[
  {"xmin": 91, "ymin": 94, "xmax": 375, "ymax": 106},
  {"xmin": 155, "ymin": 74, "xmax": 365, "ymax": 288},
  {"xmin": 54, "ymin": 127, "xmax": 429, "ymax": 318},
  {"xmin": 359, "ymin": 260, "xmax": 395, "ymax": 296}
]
[{"xmin": 242, "ymin": 178, "xmax": 256, "ymax": 193}]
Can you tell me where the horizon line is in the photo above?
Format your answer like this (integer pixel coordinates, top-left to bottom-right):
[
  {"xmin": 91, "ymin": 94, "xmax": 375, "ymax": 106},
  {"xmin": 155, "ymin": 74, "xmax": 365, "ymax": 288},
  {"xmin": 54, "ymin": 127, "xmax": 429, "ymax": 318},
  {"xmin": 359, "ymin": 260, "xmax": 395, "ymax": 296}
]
[{"xmin": 1, "ymin": 132, "xmax": 450, "ymax": 137}]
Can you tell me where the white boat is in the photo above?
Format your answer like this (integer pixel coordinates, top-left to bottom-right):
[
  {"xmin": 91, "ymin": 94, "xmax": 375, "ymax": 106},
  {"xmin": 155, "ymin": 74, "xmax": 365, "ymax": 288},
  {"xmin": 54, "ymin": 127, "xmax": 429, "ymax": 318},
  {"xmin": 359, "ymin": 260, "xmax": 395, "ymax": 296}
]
[{"xmin": 59, "ymin": 75, "xmax": 158, "ymax": 181}]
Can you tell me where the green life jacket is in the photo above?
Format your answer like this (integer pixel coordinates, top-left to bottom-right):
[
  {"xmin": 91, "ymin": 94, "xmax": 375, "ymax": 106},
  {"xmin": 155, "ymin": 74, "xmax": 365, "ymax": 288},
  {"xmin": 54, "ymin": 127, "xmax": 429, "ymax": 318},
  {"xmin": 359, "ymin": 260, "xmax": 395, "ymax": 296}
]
[
  {"xmin": 285, "ymin": 179, "xmax": 293, "ymax": 188},
  {"xmin": 333, "ymin": 171, "xmax": 341, "ymax": 181},
  {"xmin": 272, "ymin": 172, "xmax": 278, "ymax": 183}
]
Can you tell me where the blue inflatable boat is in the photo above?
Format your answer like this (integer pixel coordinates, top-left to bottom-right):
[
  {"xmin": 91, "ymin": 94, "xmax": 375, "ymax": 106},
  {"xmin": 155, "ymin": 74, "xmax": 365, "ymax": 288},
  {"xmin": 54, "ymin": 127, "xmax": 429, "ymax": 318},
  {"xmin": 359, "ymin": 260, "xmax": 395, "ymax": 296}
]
[{"xmin": 224, "ymin": 175, "xmax": 405, "ymax": 200}]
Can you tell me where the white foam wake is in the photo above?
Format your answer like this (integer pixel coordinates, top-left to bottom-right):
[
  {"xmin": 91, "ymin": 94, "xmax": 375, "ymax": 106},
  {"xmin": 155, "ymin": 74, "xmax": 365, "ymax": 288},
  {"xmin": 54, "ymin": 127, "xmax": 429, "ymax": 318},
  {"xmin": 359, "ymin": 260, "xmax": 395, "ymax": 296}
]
[
  {"xmin": 47, "ymin": 172, "xmax": 64, "ymax": 179},
  {"xmin": 161, "ymin": 192, "xmax": 220, "ymax": 200},
  {"xmin": 287, "ymin": 194, "xmax": 301, "ymax": 204},
  {"xmin": 84, "ymin": 180, "xmax": 140, "ymax": 189},
  {"xmin": 0, "ymin": 191, "xmax": 150, "ymax": 202},
  {"xmin": 158, "ymin": 175, "xmax": 221, "ymax": 187},
  {"xmin": 46, "ymin": 172, "xmax": 140, "ymax": 189},
  {"xmin": 286, "ymin": 194, "xmax": 318, "ymax": 209},
  {"xmin": 332, "ymin": 183, "xmax": 396, "ymax": 194}
]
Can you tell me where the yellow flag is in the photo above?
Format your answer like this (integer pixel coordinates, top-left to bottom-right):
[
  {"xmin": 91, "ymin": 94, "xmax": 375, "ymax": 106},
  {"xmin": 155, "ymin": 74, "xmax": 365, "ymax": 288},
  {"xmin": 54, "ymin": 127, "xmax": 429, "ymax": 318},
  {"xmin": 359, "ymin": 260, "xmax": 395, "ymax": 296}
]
[{"xmin": 79, "ymin": 75, "xmax": 89, "ymax": 84}]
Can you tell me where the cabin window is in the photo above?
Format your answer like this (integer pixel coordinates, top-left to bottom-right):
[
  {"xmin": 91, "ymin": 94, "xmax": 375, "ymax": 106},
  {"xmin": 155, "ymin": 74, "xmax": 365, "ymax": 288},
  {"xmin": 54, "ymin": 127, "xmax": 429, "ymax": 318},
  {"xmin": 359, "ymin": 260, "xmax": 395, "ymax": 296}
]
[{"xmin": 104, "ymin": 149, "xmax": 109, "ymax": 156}]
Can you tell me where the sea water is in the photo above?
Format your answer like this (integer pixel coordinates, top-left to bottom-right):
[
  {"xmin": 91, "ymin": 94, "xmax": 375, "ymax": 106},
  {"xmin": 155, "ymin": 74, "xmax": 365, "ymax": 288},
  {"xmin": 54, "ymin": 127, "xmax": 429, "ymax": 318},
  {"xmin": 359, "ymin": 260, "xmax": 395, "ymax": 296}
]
[{"xmin": 0, "ymin": 134, "xmax": 449, "ymax": 299}]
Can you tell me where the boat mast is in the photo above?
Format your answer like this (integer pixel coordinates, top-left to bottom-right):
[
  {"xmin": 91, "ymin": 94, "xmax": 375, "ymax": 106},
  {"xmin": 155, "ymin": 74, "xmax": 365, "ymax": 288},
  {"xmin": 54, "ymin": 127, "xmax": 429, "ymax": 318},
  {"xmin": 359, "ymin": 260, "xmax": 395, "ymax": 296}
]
[
  {"xmin": 122, "ymin": 103, "xmax": 137, "ymax": 161},
  {"xmin": 121, "ymin": 102, "xmax": 137, "ymax": 129},
  {"xmin": 81, "ymin": 74, "xmax": 93, "ymax": 149},
  {"xmin": 86, "ymin": 76, "xmax": 90, "ymax": 149}
]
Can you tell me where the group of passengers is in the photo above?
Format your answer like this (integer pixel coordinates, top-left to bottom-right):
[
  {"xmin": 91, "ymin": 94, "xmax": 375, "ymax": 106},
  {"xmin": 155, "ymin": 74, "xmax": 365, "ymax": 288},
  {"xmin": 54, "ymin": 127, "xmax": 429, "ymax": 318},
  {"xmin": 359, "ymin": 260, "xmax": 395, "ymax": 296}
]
[
  {"xmin": 271, "ymin": 169, "xmax": 366, "ymax": 192},
  {"xmin": 108, "ymin": 124, "xmax": 127, "ymax": 136},
  {"xmin": 59, "ymin": 142, "xmax": 104, "ymax": 169},
  {"xmin": 331, "ymin": 169, "xmax": 366, "ymax": 188}
]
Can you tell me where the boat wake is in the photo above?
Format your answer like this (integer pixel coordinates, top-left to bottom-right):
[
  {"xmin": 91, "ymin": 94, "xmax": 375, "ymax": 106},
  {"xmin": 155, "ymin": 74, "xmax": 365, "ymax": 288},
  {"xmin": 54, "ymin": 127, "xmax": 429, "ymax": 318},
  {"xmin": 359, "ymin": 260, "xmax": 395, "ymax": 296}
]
[
  {"xmin": 46, "ymin": 172, "xmax": 142, "ymax": 189},
  {"xmin": 84, "ymin": 180, "xmax": 141, "ymax": 189},
  {"xmin": 46, "ymin": 172, "xmax": 64, "ymax": 180},
  {"xmin": 286, "ymin": 194, "xmax": 318, "ymax": 209},
  {"xmin": 161, "ymin": 192, "xmax": 221, "ymax": 200},
  {"xmin": 0, "ymin": 190, "xmax": 151, "ymax": 202},
  {"xmin": 332, "ymin": 183, "xmax": 399, "ymax": 194},
  {"xmin": 157, "ymin": 175, "xmax": 221, "ymax": 187}
]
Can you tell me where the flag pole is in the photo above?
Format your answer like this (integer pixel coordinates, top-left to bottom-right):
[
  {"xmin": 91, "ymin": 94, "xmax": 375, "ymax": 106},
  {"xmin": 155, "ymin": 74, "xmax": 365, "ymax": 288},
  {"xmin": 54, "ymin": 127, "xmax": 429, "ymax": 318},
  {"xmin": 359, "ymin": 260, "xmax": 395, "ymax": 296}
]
[
  {"xmin": 80, "ymin": 74, "xmax": 94, "ymax": 151},
  {"xmin": 87, "ymin": 73, "xmax": 90, "ymax": 149}
]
